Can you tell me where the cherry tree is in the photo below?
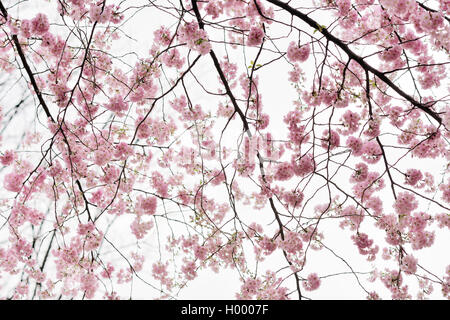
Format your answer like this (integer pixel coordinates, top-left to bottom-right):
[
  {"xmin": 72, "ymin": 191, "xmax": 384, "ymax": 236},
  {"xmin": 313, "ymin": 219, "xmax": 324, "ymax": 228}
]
[{"xmin": 0, "ymin": 0, "xmax": 449, "ymax": 300}]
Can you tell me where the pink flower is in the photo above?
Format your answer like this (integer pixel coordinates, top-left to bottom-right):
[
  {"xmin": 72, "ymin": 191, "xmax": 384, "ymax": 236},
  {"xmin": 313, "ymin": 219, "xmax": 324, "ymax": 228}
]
[
  {"xmin": 256, "ymin": 113, "xmax": 270, "ymax": 130},
  {"xmin": 410, "ymin": 230, "xmax": 435, "ymax": 250},
  {"xmin": 206, "ymin": 1, "xmax": 223, "ymax": 18},
  {"xmin": 0, "ymin": 150, "xmax": 15, "ymax": 166},
  {"xmin": 303, "ymin": 273, "xmax": 321, "ymax": 291},
  {"xmin": 4, "ymin": 171, "xmax": 25, "ymax": 192},
  {"xmin": 342, "ymin": 110, "xmax": 360, "ymax": 134},
  {"xmin": 278, "ymin": 230, "xmax": 303, "ymax": 254},
  {"xmin": 31, "ymin": 13, "xmax": 49, "ymax": 35},
  {"xmin": 10, "ymin": 203, "xmax": 44, "ymax": 227},
  {"xmin": 361, "ymin": 140, "xmax": 381, "ymax": 164},
  {"xmin": 106, "ymin": 95, "xmax": 128, "ymax": 114},
  {"xmin": 89, "ymin": 2, "xmax": 118, "ymax": 24},
  {"xmin": 284, "ymin": 110, "xmax": 307, "ymax": 145},
  {"xmin": 41, "ymin": 32, "xmax": 55, "ymax": 47},
  {"xmin": 409, "ymin": 212, "xmax": 429, "ymax": 232},
  {"xmin": 321, "ymin": 129, "xmax": 340, "ymax": 150},
  {"xmin": 114, "ymin": 142, "xmax": 134, "ymax": 160},
  {"xmin": 20, "ymin": 19, "xmax": 32, "ymax": 38},
  {"xmin": 352, "ymin": 232, "xmax": 379, "ymax": 259},
  {"xmin": 196, "ymin": 38, "xmax": 212, "ymax": 55},
  {"xmin": 162, "ymin": 49, "xmax": 185, "ymax": 69},
  {"xmin": 288, "ymin": 64, "xmax": 302, "ymax": 82},
  {"xmin": 247, "ymin": 27, "xmax": 264, "ymax": 46},
  {"xmin": 78, "ymin": 222, "xmax": 95, "ymax": 236},
  {"xmin": 380, "ymin": 45, "xmax": 402, "ymax": 62},
  {"xmin": 291, "ymin": 154, "xmax": 315, "ymax": 176},
  {"xmin": 435, "ymin": 213, "xmax": 450, "ymax": 229},
  {"xmin": 364, "ymin": 119, "xmax": 380, "ymax": 138},
  {"xmin": 210, "ymin": 169, "xmax": 225, "ymax": 186},
  {"xmin": 287, "ymin": 42, "xmax": 310, "ymax": 63},
  {"xmin": 137, "ymin": 196, "xmax": 157, "ymax": 215},
  {"xmin": 394, "ymin": 192, "xmax": 418, "ymax": 216},
  {"xmin": 154, "ymin": 26, "xmax": 172, "ymax": 47},
  {"xmin": 401, "ymin": 255, "xmax": 418, "ymax": 274},
  {"xmin": 282, "ymin": 189, "xmax": 304, "ymax": 208},
  {"xmin": 439, "ymin": 182, "xmax": 450, "ymax": 203},
  {"xmin": 275, "ymin": 162, "xmax": 294, "ymax": 181},
  {"xmin": 351, "ymin": 162, "xmax": 369, "ymax": 182},
  {"xmin": 347, "ymin": 136, "xmax": 363, "ymax": 156},
  {"xmin": 405, "ymin": 169, "xmax": 422, "ymax": 186},
  {"xmin": 194, "ymin": 244, "xmax": 208, "ymax": 260},
  {"xmin": 178, "ymin": 21, "xmax": 211, "ymax": 55},
  {"xmin": 181, "ymin": 260, "xmax": 197, "ymax": 280},
  {"xmin": 336, "ymin": 0, "xmax": 351, "ymax": 16},
  {"xmin": 131, "ymin": 217, "xmax": 153, "ymax": 239},
  {"xmin": 258, "ymin": 236, "xmax": 277, "ymax": 255}
]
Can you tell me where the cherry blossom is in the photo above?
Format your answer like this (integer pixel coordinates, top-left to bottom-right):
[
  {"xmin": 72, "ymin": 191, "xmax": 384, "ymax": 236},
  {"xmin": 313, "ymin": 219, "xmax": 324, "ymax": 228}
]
[{"xmin": 0, "ymin": 0, "xmax": 448, "ymax": 301}]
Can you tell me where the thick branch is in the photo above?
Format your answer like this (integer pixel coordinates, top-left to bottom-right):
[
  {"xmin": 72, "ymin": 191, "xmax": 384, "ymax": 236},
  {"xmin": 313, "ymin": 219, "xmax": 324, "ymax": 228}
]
[
  {"xmin": 0, "ymin": 1, "xmax": 55, "ymax": 122},
  {"xmin": 416, "ymin": 1, "xmax": 450, "ymax": 23},
  {"xmin": 191, "ymin": 0, "xmax": 249, "ymax": 131},
  {"xmin": 191, "ymin": 0, "xmax": 304, "ymax": 299},
  {"xmin": 265, "ymin": 0, "xmax": 443, "ymax": 125}
]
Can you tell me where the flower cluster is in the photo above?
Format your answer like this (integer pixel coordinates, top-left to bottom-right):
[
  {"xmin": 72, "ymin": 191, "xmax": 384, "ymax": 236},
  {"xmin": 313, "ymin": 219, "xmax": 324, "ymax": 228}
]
[
  {"xmin": 178, "ymin": 21, "xmax": 211, "ymax": 55},
  {"xmin": 303, "ymin": 273, "xmax": 321, "ymax": 291},
  {"xmin": 247, "ymin": 27, "xmax": 264, "ymax": 46},
  {"xmin": 287, "ymin": 42, "xmax": 311, "ymax": 63}
]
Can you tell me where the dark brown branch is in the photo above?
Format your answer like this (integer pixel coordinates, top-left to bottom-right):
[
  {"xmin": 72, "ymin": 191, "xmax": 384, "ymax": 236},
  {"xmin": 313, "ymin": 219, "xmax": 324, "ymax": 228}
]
[
  {"xmin": 192, "ymin": 0, "xmax": 304, "ymax": 299},
  {"xmin": 416, "ymin": 1, "xmax": 450, "ymax": 23},
  {"xmin": 0, "ymin": 1, "xmax": 55, "ymax": 122},
  {"xmin": 265, "ymin": 0, "xmax": 443, "ymax": 125},
  {"xmin": 191, "ymin": 0, "xmax": 249, "ymax": 132}
]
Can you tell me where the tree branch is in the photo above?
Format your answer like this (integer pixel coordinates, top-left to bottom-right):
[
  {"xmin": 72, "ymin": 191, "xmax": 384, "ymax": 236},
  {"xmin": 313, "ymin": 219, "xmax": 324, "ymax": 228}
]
[
  {"xmin": 0, "ymin": 1, "xmax": 55, "ymax": 122},
  {"xmin": 264, "ymin": 0, "xmax": 443, "ymax": 125}
]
